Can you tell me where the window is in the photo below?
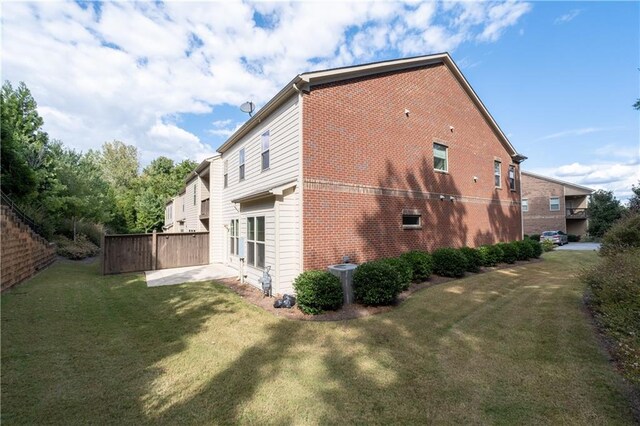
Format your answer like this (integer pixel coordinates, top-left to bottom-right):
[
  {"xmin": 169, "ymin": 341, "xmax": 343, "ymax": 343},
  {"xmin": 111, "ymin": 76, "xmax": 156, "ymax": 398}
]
[
  {"xmin": 494, "ymin": 160, "xmax": 502, "ymax": 187},
  {"xmin": 433, "ymin": 143, "xmax": 448, "ymax": 172},
  {"xmin": 224, "ymin": 160, "xmax": 228, "ymax": 188},
  {"xmin": 193, "ymin": 181, "xmax": 198, "ymax": 206},
  {"xmin": 550, "ymin": 197, "xmax": 560, "ymax": 211},
  {"xmin": 508, "ymin": 165, "xmax": 516, "ymax": 191},
  {"xmin": 239, "ymin": 148, "xmax": 245, "ymax": 181},
  {"xmin": 229, "ymin": 219, "xmax": 239, "ymax": 256},
  {"xmin": 247, "ymin": 216, "xmax": 265, "ymax": 268},
  {"xmin": 402, "ymin": 213, "xmax": 422, "ymax": 229},
  {"xmin": 261, "ymin": 131, "xmax": 270, "ymax": 171},
  {"xmin": 522, "ymin": 198, "xmax": 528, "ymax": 212}
]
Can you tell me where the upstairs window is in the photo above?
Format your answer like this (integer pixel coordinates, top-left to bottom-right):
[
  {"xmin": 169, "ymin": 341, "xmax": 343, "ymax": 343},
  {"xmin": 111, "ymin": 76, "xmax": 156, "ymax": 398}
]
[
  {"xmin": 550, "ymin": 197, "xmax": 560, "ymax": 211},
  {"xmin": 494, "ymin": 160, "xmax": 502, "ymax": 188},
  {"xmin": 239, "ymin": 148, "xmax": 245, "ymax": 181},
  {"xmin": 433, "ymin": 143, "xmax": 448, "ymax": 172},
  {"xmin": 224, "ymin": 160, "xmax": 228, "ymax": 188},
  {"xmin": 522, "ymin": 198, "xmax": 528, "ymax": 212},
  {"xmin": 193, "ymin": 181, "xmax": 197, "ymax": 205},
  {"xmin": 508, "ymin": 165, "xmax": 516, "ymax": 191},
  {"xmin": 261, "ymin": 131, "xmax": 270, "ymax": 171}
]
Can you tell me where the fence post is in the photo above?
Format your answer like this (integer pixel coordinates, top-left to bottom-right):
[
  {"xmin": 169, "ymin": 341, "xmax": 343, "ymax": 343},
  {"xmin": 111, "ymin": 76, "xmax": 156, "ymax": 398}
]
[
  {"xmin": 101, "ymin": 233, "xmax": 106, "ymax": 275},
  {"xmin": 151, "ymin": 230, "xmax": 157, "ymax": 270}
]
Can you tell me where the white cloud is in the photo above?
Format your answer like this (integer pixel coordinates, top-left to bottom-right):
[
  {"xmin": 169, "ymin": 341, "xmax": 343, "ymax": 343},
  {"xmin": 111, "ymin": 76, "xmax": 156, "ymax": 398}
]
[
  {"xmin": 2, "ymin": 1, "xmax": 531, "ymax": 164},
  {"xmin": 530, "ymin": 158, "xmax": 640, "ymax": 201},
  {"xmin": 555, "ymin": 9, "xmax": 581, "ymax": 25},
  {"xmin": 537, "ymin": 127, "xmax": 613, "ymax": 141}
]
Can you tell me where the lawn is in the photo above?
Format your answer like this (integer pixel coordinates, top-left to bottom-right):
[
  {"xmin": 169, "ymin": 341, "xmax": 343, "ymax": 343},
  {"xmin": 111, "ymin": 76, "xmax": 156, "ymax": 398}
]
[{"xmin": 1, "ymin": 252, "xmax": 635, "ymax": 424}]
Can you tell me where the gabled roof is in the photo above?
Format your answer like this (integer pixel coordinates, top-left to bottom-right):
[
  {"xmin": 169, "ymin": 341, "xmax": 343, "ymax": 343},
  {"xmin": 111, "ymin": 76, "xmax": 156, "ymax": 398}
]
[
  {"xmin": 522, "ymin": 171, "xmax": 595, "ymax": 193},
  {"xmin": 217, "ymin": 52, "xmax": 525, "ymax": 162}
]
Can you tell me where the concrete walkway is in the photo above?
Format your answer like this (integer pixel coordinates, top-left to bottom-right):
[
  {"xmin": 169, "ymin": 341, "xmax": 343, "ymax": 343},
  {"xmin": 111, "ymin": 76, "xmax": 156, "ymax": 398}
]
[
  {"xmin": 145, "ymin": 263, "xmax": 237, "ymax": 287},
  {"xmin": 555, "ymin": 242, "xmax": 601, "ymax": 251}
]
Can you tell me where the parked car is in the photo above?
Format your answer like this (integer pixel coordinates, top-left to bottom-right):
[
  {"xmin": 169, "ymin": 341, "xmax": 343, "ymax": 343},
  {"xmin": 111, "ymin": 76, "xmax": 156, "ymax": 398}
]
[{"xmin": 541, "ymin": 230, "xmax": 568, "ymax": 245}]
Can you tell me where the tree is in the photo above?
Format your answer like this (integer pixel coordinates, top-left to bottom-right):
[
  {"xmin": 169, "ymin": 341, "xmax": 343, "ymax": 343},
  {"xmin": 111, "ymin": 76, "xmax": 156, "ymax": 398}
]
[
  {"xmin": 133, "ymin": 157, "xmax": 198, "ymax": 232},
  {"xmin": 98, "ymin": 140, "xmax": 139, "ymax": 189},
  {"xmin": 629, "ymin": 181, "xmax": 640, "ymax": 214},
  {"xmin": 587, "ymin": 189, "xmax": 624, "ymax": 238}
]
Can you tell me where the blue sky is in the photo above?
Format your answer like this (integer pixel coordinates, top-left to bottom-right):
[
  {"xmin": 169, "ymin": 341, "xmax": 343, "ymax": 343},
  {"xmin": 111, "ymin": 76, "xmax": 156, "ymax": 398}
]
[{"xmin": 2, "ymin": 1, "xmax": 638, "ymax": 199}]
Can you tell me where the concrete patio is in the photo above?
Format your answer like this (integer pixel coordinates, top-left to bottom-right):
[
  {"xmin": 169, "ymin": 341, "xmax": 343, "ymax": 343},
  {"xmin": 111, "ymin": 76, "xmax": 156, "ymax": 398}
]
[{"xmin": 145, "ymin": 263, "xmax": 237, "ymax": 287}]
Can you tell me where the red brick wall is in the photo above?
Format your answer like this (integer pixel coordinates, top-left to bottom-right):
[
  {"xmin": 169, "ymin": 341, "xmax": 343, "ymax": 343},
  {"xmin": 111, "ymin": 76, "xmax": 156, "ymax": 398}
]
[
  {"xmin": 302, "ymin": 63, "xmax": 522, "ymax": 270},
  {"xmin": 521, "ymin": 173, "xmax": 566, "ymax": 235}
]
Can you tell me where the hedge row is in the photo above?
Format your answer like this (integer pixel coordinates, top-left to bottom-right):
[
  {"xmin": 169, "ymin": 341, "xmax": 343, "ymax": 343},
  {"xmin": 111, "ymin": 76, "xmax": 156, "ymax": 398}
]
[{"xmin": 294, "ymin": 239, "xmax": 543, "ymax": 313}]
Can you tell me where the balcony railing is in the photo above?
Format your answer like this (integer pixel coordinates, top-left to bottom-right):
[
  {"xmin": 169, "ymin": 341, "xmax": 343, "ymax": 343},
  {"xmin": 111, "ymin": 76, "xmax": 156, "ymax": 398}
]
[
  {"xmin": 566, "ymin": 208, "xmax": 587, "ymax": 219},
  {"xmin": 200, "ymin": 198, "xmax": 210, "ymax": 219}
]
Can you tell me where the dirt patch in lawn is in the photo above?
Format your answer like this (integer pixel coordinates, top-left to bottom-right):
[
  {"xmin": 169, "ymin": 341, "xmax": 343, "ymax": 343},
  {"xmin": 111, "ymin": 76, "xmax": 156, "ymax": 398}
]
[{"xmin": 217, "ymin": 259, "xmax": 542, "ymax": 321}]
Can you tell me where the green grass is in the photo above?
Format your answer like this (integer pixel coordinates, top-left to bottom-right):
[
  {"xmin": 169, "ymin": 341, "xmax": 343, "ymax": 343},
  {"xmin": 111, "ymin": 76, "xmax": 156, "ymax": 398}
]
[{"xmin": 1, "ymin": 252, "xmax": 635, "ymax": 424}]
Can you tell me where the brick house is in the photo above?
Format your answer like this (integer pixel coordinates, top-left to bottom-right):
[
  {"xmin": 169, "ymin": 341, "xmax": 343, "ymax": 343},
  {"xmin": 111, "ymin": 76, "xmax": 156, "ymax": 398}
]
[
  {"xmin": 165, "ymin": 53, "xmax": 527, "ymax": 294},
  {"xmin": 521, "ymin": 171, "xmax": 594, "ymax": 237}
]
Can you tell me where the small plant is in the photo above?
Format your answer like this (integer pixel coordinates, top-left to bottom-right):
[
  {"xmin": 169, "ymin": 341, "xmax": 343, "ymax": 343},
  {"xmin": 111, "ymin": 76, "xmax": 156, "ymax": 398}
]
[
  {"xmin": 399, "ymin": 250, "xmax": 433, "ymax": 282},
  {"xmin": 293, "ymin": 270, "xmax": 343, "ymax": 315},
  {"xmin": 353, "ymin": 260, "xmax": 402, "ymax": 305},
  {"xmin": 478, "ymin": 244, "xmax": 504, "ymax": 266},
  {"xmin": 53, "ymin": 234, "xmax": 100, "ymax": 260},
  {"xmin": 513, "ymin": 240, "xmax": 534, "ymax": 261},
  {"xmin": 432, "ymin": 248, "xmax": 468, "ymax": 278},
  {"xmin": 525, "ymin": 238, "xmax": 543, "ymax": 258},
  {"xmin": 379, "ymin": 257, "xmax": 413, "ymax": 291},
  {"xmin": 581, "ymin": 249, "xmax": 640, "ymax": 384},
  {"xmin": 541, "ymin": 239, "xmax": 555, "ymax": 252},
  {"xmin": 600, "ymin": 213, "xmax": 640, "ymax": 257},
  {"xmin": 496, "ymin": 242, "xmax": 518, "ymax": 264},
  {"xmin": 458, "ymin": 247, "xmax": 483, "ymax": 273}
]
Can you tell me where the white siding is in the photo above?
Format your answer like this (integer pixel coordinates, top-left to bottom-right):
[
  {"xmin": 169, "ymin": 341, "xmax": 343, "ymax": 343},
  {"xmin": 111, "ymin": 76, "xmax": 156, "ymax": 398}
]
[
  {"xmin": 276, "ymin": 186, "xmax": 300, "ymax": 294},
  {"xmin": 184, "ymin": 178, "xmax": 200, "ymax": 231},
  {"xmin": 219, "ymin": 94, "xmax": 301, "ymax": 293},
  {"xmin": 164, "ymin": 201, "xmax": 173, "ymax": 227},
  {"xmin": 209, "ymin": 157, "xmax": 224, "ymax": 262}
]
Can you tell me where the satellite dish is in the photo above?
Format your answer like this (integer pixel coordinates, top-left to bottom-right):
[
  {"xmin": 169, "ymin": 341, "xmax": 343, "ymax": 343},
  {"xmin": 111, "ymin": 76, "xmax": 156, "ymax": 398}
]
[{"xmin": 240, "ymin": 101, "xmax": 255, "ymax": 116}]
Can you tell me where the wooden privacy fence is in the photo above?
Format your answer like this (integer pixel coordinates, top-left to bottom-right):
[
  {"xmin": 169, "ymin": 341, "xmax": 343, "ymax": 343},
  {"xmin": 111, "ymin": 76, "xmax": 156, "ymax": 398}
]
[{"xmin": 102, "ymin": 231, "xmax": 209, "ymax": 274}]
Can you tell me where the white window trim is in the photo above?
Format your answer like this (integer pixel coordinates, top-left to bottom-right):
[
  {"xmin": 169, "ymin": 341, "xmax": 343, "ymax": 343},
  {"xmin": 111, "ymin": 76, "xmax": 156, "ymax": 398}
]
[
  {"xmin": 549, "ymin": 197, "xmax": 560, "ymax": 212},
  {"xmin": 508, "ymin": 165, "xmax": 516, "ymax": 191},
  {"xmin": 229, "ymin": 219, "xmax": 239, "ymax": 256},
  {"xmin": 494, "ymin": 160, "xmax": 502, "ymax": 188},
  {"xmin": 239, "ymin": 148, "xmax": 245, "ymax": 181},
  {"xmin": 522, "ymin": 198, "xmax": 528, "ymax": 212},
  {"xmin": 261, "ymin": 131, "xmax": 270, "ymax": 172},
  {"xmin": 223, "ymin": 160, "xmax": 228, "ymax": 188},
  {"xmin": 433, "ymin": 143, "xmax": 448, "ymax": 172},
  {"xmin": 246, "ymin": 216, "xmax": 265, "ymax": 268}
]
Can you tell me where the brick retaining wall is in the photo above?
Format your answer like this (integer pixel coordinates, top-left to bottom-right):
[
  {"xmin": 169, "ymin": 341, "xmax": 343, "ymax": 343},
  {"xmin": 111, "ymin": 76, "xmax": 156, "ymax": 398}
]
[{"xmin": 1, "ymin": 205, "xmax": 56, "ymax": 291}]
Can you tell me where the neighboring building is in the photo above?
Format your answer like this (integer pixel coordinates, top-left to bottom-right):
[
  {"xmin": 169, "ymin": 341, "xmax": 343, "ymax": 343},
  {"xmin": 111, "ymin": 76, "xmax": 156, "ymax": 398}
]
[
  {"xmin": 166, "ymin": 53, "xmax": 527, "ymax": 295},
  {"xmin": 521, "ymin": 171, "xmax": 594, "ymax": 236}
]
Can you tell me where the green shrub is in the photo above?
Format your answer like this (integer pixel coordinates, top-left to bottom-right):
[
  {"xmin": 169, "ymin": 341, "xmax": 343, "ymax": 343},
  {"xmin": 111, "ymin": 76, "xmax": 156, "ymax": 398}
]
[
  {"xmin": 399, "ymin": 250, "xmax": 433, "ymax": 282},
  {"xmin": 497, "ymin": 242, "xmax": 517, "ymax": 264},
  {"xmin": 567, "ymin": 234, "xmax": 581, "ymax": 242},
  {"xmin": 513, "ymin": 240, "xmax": 534, "ymax": 261},
  {"xmin": 53, "ymin": 234, "xmax": 100, "ymax": 260},
  {"xmin": 353, "ymin": 261, "xmax": 402, "ymax": 305},
  {"xmin": 478, "ymin": 244, "xmax": 503, "ymax": 267},
  {"xmin": 600, "ymin": 213, "xmax": 640, "ymax": 256},
  {"xmin": 541, "ymin": 239, "xmax": 555, "ymax": 252},
  {"xmin": 581, "ymin": 249, "xmax": 640, "ymax": 384},
  {"xmin": 458, "ymin": 247, "xmax": 483, "ymax": 273},
  {"xmin": 379, "ymin": 257, "xmax": 413, "ymax": 291},
  {"xmin": 432, "ymin": 248, "xmax": 468, "ymax": 278},
  {"xmin": 528, "ymin": 234, "xmax": 541, "ymax": 242},
  {"xmin": 525, "ymin": 239, "xmax": 543, "ymax": 258},
  {"xmin": 293, "ymin": 270, "xmax": 343, "ymax": 315}
]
